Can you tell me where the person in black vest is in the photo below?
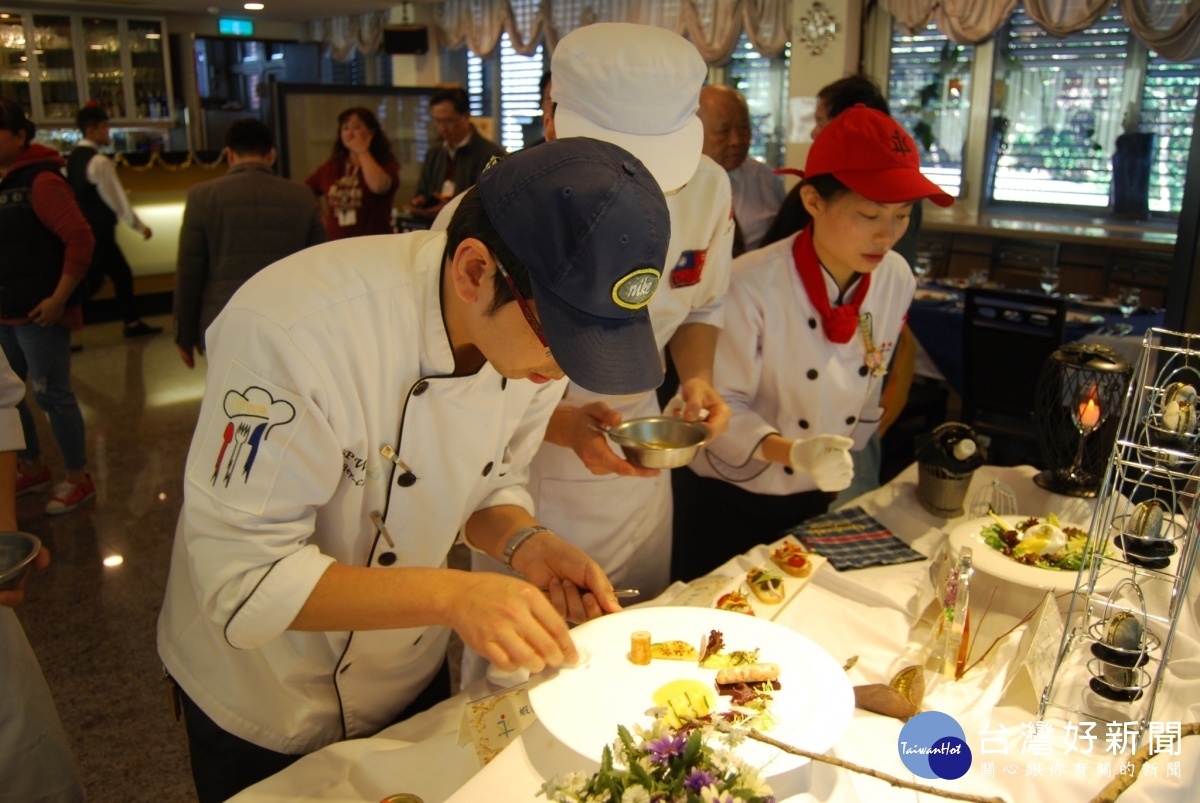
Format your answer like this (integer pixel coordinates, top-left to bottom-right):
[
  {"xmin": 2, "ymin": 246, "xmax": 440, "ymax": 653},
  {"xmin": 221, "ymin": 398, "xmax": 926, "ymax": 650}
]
[
  {"xmin": 0, "ymin": 99, "xmax": 98, "ymax": 515},
  {"xmin": 67, "ymin": 104, "xmax": 161, "ymax": 338}
]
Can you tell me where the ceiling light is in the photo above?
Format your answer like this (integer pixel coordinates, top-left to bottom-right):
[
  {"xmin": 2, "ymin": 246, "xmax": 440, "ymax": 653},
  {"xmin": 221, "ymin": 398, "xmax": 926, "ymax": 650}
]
[
  {"xmin": 244, "ymin": 3, "xmax": 265, "ymax": 9},
  {"xmin": 103, "ymin": 555, "xmax": 124, "ymax": 567}
]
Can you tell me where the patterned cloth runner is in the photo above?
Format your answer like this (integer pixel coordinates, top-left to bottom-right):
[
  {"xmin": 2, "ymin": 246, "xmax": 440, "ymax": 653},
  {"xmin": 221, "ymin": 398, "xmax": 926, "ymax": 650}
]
[{"xmin": 782, "ymin": 506, "xmax": 926, "ymax": 571}]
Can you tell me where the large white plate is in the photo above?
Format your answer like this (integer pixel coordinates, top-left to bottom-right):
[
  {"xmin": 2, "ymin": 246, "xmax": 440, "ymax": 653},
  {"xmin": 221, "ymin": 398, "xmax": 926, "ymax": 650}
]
[
  {"xmin": 948, "ymin": 515, "xmax": 1117, "ymax": 592},
  {"xmin": 527, "ymin": 607, "xmax": 853, "ymax": 777}
]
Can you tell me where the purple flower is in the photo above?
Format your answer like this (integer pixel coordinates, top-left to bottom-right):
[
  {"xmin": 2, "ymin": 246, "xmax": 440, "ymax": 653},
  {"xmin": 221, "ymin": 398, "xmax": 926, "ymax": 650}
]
[
  {"xmin": 645, "ymin": 733, "xmax": 688, "ymax": 764},
  {"xmin": 684, "ymin": 767, "xmax": 717, "ymax": 792}
]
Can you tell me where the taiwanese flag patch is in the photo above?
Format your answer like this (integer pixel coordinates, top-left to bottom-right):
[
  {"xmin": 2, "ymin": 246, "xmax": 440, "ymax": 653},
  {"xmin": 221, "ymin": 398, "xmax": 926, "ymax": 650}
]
[{"xmin": 671, "ymin": 249, "xmax": 707, "ymax": 288}]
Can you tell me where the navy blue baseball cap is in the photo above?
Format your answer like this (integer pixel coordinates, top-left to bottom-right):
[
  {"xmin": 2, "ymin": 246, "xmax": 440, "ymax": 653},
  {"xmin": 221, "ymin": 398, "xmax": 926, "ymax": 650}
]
[{"xmin": 478, "ymin": 137, "xmax": 669, "ymax": 395}]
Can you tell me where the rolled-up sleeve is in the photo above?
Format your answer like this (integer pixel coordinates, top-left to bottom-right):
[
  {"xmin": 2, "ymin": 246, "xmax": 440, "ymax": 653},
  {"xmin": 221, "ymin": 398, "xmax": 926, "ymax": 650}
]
[{"xmin": 178, "ymin": 309, "xmax": 343, "ymax": 650}]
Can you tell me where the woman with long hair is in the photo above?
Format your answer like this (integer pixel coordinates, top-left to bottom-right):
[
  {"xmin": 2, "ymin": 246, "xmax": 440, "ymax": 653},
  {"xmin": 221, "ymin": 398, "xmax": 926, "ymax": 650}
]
[{"xmin": 305, "ymin": 106, "xmax": 399, "ymax": 240}]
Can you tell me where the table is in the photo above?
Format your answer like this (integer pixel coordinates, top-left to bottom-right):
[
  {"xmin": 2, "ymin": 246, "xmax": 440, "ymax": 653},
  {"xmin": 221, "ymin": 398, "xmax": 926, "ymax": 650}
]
[
  {"xmin": 906, "ymin": 292, "xmax": 1164, "ymax": 394},
  {"xmin": 232, "ymin": 464, "xmax": 1199, "ymax": 802}
]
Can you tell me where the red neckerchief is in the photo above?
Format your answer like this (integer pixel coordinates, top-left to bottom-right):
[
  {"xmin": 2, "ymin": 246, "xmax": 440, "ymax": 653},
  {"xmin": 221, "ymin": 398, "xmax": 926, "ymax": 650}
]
[{"xmin": 791, "ymin": 225, "xmax": 870, "ymax": 344}]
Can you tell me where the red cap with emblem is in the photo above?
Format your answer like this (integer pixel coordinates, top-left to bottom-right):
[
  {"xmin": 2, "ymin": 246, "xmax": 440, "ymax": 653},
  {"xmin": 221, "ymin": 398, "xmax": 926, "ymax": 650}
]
[{"xmin": 805, "ymin": 104, "xmax": 953, "ymax": 207}]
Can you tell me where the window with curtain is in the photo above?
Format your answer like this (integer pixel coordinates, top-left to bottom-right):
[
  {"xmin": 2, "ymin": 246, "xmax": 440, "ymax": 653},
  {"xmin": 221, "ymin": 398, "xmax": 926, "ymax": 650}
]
[
  {"xmin": 1141, "ymin": 51, "xmax": 1200, "ymax": 214},
  {"xmin": 888, "ymin": 20, "xmax": 973, "ymax": 198},
  {"xmin": 990, "ymin": 6, "xmax": 1129, "ymax": 208},
  {"xmin": 727, "ymin": 32, "xmax": 789, "ymax": 168},
  {"xmin": 467, "ymin": 33, "xmax": 545, "ymax": 152}
]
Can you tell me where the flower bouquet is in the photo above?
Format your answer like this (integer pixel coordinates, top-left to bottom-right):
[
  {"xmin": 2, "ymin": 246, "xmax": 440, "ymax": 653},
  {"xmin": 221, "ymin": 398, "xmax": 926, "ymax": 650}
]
[{"xmin": 539, "ymin": 715, "xmax": 774, "ymax": 803}]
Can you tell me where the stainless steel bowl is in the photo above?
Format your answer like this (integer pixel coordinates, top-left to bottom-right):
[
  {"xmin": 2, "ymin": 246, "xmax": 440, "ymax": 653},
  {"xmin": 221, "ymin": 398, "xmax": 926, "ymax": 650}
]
[
  {"xmin": 608, "ymin": 416, "xmax": 711, "ymax": 469},
  {"xmin": 0, "ymin": 531, "xmax": 41, "ymax": 591}
]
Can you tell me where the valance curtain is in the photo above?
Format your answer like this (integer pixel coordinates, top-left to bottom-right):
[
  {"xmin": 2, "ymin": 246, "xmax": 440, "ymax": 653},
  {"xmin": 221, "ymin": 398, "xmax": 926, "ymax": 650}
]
[
  {"xmin": 881, "ymin": 0, "xmax": 1200, "ymax": 60},
  {"xmin": 435, "ymin": 0, "xmax": 791, "ymax": 63},
  {"xmin": 308, "ymin": 11, "xmax": 389, "ymax": 61}
]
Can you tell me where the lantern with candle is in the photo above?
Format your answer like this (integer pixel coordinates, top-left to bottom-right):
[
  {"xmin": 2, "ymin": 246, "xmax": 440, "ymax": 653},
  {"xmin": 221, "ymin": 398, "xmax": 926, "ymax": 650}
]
[{"xmin": 1033, "ymin": 343, "xmax": 1132, "ymax": 497}]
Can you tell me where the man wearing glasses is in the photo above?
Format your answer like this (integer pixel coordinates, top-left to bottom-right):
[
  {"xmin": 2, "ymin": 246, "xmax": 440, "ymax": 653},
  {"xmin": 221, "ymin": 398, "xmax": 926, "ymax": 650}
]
[
  {"xmin": 404, "ymin": 87, "xmax": 506, "ymax": 223},
  {"xmin": 158, "ymin": 137, "xmax": 668, "ymax": 802}
]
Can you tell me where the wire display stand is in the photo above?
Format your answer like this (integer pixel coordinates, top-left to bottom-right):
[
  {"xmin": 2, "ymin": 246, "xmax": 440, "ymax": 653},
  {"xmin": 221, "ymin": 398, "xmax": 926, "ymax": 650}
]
[{"xmin": 1040, "ymin": 328, "xmax": 1200, "ymax": 745}]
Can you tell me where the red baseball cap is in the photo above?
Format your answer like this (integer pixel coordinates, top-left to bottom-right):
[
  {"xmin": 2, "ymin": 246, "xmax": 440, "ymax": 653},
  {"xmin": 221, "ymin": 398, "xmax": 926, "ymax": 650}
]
[{"xmin": 805, "ymin": 105, "xmax": 953, "ymax": 207}]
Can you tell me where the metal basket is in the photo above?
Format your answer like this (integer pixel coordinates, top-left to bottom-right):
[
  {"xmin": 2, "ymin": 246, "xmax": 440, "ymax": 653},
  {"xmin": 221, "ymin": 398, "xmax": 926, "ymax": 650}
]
[{"xmin": 916, "ymin": 462, "xmax": 975, "ymax": 518}]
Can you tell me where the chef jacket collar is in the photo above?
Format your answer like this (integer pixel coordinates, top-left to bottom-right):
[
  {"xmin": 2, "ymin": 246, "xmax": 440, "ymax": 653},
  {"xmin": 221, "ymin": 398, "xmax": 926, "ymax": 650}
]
[
  {"xmin": 819, "ymin": 261, "xmax": 867, "ymax": 307},
  {"xmin": 417, "ymin": 231, "xmax": 459, "ymax": 377}
]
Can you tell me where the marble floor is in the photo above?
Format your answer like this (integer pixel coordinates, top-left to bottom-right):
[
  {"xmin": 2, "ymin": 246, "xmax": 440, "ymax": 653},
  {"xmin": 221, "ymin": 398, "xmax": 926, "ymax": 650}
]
[
  {"xmin": 14, "ymin": 315, "xmax": 470, "ymax": 802},
  {"xmin": 14, "ymin": 315, "xmax": 200, "ymax": 801}
]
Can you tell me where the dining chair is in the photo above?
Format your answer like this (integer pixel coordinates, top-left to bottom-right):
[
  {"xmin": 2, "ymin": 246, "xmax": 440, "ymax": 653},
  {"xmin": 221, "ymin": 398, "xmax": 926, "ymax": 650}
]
[
  {"xmin": 990, "ymin": 239, "xmax": 1061, "ymax": 291},
  {"xmin": 961, "ymin": 288, "xmax": 1068, "ymax": 466}
]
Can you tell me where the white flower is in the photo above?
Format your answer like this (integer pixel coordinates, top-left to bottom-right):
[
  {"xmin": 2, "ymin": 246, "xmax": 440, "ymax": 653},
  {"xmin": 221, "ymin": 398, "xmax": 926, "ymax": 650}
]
[
  {"xmin": 621, "ymin": 787, "xmax": 652, "ymax": 803},
  {"xmin": 539, "ymin": 771, "xmax": 589, "ymax": 801}
]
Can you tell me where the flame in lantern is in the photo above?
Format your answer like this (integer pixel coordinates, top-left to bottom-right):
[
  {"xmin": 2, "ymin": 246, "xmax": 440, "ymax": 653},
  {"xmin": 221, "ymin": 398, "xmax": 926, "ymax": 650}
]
[{"xmin": 1078, "ymin": 396, "xmax": 1101, "ymax": 430}]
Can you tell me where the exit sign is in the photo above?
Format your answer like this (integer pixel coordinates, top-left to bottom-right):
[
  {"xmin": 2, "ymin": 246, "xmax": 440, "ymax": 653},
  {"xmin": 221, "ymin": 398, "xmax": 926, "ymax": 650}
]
[{"xmin": 218, "ymin": 18, "xmax": 254, "ymax": 36}]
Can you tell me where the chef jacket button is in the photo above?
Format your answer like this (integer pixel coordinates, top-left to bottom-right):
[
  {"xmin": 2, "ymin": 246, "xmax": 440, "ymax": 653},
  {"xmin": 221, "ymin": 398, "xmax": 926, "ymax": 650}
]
[
  {"xmin": 501, "ymin": 377, "xmax": 507, "ymax": 390},
  {"xmin": 807, "ymin": 369, "xmax": 818, "ymax": 380},
  {"xmin": 846, "ymin": 415, "xmax": 857, "ymax": 425},
  {"xmin": 808, "ymin": 318, "xmax": 817, "ymax": 329},
  {"xmin": 783, "ymin": 466, "xmax": 795, "ymax": 475},
  {"xmin": 397, "ymin": 471, "xmax": 417, "ymax": 487},
  {"xmin": 413, "ymin": 380, "xmax": 429, "ymax": 396},
  {"xmin": 482, "ymin": 461, "xmax": 493, "ymax": 476},
  {"xmin": 859, "ymin": 365, "xmax": 869, "ymax": 377},
  {"xmin": 377, "ymin": 552, "xmax": 397, "ymax": 566},
  {"xmin": 799, "ymin": 419, "xmax": 809, "ymax": 429}
]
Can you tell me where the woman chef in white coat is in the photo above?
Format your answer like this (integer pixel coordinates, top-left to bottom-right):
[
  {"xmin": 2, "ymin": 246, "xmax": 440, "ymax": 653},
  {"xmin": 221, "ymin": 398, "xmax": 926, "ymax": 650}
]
[{"xmin": 674, "ymin": 106, "xmax": 953, "ymax": 580}]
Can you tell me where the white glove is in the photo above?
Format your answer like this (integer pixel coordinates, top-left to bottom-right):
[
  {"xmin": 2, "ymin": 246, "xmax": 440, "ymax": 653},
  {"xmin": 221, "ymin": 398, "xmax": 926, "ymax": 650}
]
[{"xmin": 789, "ymin": 435, "xmax": 855, "ymax": 492}]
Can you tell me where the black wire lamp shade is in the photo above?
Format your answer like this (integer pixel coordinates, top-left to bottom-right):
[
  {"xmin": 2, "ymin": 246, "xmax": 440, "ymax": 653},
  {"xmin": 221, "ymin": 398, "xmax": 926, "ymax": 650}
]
[{"xmin": 1033, "ymin": 343, "xmax": 1133, "ymax": 497}]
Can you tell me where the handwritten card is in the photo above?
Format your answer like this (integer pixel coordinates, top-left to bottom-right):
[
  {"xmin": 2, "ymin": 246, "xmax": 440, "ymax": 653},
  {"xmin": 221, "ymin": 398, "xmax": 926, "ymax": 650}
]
[{"xmin": 457, "ymin": 684, "xmax": 538, "ymax": 766}]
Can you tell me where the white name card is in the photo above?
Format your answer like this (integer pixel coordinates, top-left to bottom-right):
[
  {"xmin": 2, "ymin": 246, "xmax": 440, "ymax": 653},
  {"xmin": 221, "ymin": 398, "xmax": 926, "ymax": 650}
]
[{"xmin": 1000, "ymin": 591, "xmax": 1065, "ymax": 711}]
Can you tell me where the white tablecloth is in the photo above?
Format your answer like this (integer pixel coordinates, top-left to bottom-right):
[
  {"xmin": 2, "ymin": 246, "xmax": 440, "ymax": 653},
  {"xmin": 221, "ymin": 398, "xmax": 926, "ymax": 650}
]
[{"xmin": 233, "ymin": 464, "xmax": 1200, "ymax": 803}]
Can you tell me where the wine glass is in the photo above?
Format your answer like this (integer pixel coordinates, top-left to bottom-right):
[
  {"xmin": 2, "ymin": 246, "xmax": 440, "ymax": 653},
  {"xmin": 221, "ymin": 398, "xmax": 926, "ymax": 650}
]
[
  {"xmin": 1117, "ymin": 288, "xmax": 1141, "ymax": 319},
  {"xmin": 1039, "ymin": 266, "xmax": 1060, "ymax": 296}
]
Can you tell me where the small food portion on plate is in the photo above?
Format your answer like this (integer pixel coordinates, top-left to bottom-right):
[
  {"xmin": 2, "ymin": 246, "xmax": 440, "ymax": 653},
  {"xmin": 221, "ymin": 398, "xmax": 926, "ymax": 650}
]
[
  {"xmin": 653, "ymin": 679, "xmax": 716, "ymax": 728},
  {"xmin": 979, "ymin": 512, "xmax": 1093, "ymax": 571},
  {"xmin": 715, "ymin": 589, "xmax": 756, "ymax": 616},
  {"xmin": 747, "ymin": 567, "xmax": 785, "ymax": 604},
  {"xmin": 698, "ymin": 629, "xmax": 761, "ymax": 669},
  {"xmin": 770, "ymin": 540, "xmax": 815, "ymax": 577},
  {"xmin": 650, "ymin": 640, "xmax": 700, "ymax": 662}
]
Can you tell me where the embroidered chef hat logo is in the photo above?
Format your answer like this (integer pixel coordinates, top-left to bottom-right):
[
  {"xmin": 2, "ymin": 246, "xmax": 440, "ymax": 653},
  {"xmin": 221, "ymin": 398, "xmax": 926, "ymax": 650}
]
[
  {"xmin": 612, "ymin": 268, "xmax": 660, "ymax": 310},
  {"xmin": 478, "ymin": 137, "xmax": 670, "ymax": 395}
]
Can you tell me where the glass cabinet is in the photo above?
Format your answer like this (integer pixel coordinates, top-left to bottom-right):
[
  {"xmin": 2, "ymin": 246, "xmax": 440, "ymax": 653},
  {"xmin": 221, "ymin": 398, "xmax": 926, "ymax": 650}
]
[
  {"xmin": 81, "ymin": 16, "xmax": 123, "ymax": 119},
  {"xmin": 0, "ymin": 11, "xmax": 31, "ymax": 111},
  {"xmin": 30, "ymin": 14, "xmax": 79, "ymax": 122},
  {"xmin": 0, "ymin": 9, "xmax": 172, "ymax": 125}
]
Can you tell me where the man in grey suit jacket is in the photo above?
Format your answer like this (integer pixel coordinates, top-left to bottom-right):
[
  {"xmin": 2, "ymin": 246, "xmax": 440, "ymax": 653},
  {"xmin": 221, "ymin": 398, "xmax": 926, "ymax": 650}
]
[{"xmin": 174, "ymin": 118, "xmax": 325, "ymax": 368}]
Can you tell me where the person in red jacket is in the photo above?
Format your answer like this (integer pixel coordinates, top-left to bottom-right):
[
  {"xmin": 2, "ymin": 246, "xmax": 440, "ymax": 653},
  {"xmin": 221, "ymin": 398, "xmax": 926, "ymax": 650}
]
[{"xmin": 0, "ymin": 99, "xmax": 97, "ymax": 515}]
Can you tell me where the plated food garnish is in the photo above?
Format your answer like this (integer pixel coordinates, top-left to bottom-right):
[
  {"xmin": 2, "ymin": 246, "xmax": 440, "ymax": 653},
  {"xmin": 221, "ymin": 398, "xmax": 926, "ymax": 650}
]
[
  {"xmin": 715, "ymin": 589, "xmax": 755, "ymax": 616},
  {"xmin": 979, "ymin": 512, "xmax": 1096, "ymax": 571},
  {"xmin": 650, "ymin": 640, "xmax": 699, "ymax": 661},
  {"xmin": 770, "ymin": 540, "xmax": 814, "ymax": 577},
  {"xmin": 642, "ymin": 630, "xmax": 782, "ymax": 731},
  {"xmin": 746, "ymin": 567, "xmax": 785, "ymax": 604}
]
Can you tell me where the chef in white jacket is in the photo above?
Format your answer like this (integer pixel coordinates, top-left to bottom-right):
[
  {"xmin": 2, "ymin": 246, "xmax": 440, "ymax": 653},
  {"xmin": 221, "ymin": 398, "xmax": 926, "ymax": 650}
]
[
  {"xmin": 157, "ymin": 138, "xmax": 671, "ymax": 802},
  {"xmin": 460, "ymin": 26, "xmax": 733, "ymax": 650},
  {"xmin": 675, "ymin": 106, "xmax": 953, "ymax": 580}
]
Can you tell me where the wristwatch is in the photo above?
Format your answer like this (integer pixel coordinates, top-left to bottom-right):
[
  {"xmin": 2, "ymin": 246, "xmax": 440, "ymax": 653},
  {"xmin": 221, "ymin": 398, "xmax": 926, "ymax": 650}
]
[{"xmin": 503, "ymin": 525, "xmax": 550, "ymax": 572}]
